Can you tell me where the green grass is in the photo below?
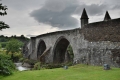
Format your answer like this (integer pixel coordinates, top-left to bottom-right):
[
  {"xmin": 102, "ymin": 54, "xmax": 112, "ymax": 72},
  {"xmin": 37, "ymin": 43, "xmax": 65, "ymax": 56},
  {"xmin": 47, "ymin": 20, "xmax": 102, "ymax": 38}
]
[{"xmin": 0, "ymin": 64, "xmax": 120, "ymax": 80}]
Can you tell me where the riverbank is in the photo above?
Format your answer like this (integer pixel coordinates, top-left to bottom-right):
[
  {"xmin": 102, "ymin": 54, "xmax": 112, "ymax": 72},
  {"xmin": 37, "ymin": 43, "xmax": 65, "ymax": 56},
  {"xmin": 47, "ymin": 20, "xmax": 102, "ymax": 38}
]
[{"xmin": 0, "ymin": 64, "xmax": 120, "ymax": 80}]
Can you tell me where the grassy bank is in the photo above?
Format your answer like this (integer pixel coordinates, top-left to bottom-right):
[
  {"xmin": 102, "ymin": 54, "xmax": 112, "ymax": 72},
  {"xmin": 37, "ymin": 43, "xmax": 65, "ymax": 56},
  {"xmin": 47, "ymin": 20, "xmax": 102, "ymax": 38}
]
[{"xmin": 0, "ymin": 64, "xmax": 120, "ymax": 80}]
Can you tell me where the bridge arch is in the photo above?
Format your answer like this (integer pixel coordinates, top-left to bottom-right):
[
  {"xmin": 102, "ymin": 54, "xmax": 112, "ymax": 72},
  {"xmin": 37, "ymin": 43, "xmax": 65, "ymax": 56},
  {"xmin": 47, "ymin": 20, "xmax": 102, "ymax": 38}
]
[
  {"xmin": 37, "ymin": 39, "xmax": 46, "ymax": 62},
  {"xmin": 53, "ymin": 36, "xmax": 74, "ymax": 64}
]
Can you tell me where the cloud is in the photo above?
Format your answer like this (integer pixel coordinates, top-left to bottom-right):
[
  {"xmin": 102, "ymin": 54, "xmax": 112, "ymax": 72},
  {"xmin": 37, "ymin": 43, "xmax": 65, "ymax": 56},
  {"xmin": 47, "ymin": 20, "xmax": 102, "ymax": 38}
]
[
  {"xmin": 30, "ymin": 0, "xmax": 80, "ymax": 29},
  {"xmin": 75, "ymin": 4, "xmax": 108, "ymax": 16},
  {"xmin": 30, "ymin": 0, "xmax": 110, "ymax": 29},
  {"xmin": 30, "ymin": 6, "xmax": 79, "ymax": 29},
  {"xmin": 1, "ymin": 0, "xmax": 45, "ymax": 10}
]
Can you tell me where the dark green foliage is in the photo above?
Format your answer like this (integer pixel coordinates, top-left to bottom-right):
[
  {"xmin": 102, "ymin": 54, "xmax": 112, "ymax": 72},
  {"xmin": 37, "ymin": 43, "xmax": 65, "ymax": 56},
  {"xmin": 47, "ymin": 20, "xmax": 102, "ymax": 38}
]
[
  {"xmin": 0, "ymin": 35, "xmax": 8, "ymax": 42},
  {"xmin": 0, "ymin": 35, "xmax": 29, "ymax": 48},
  {"xmin": 0, "ymin": 54, "xmax": 15, "ymax": 75},
  {"xmin": 0, "ymin": 21, "xmax": 9, "ymax": 30},
  {"xmin": 10, "ymin": 35, "xmax": 29, "ymax": 43},
  {"xmin": 0, "ymin": 42, "xmax": 7, "ymax": 48},
  {"xmin": 0, "ymin": 3, "xmax": 9, "ymax": 30},
  {"xmin": 0, "ymin": 3, "xmax": 7, "ymax": 15}
]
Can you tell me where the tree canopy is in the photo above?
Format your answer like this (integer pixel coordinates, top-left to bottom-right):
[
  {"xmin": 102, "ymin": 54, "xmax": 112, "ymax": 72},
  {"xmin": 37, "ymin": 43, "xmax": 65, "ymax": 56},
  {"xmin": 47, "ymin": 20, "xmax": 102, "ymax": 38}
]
[
  {"xmin": 0, "ymin": 3, "xmax": 9, "ymax": 30},
  {"xmin": 6, "ymin": 39, "xmax": 23, "ymax": 53}
]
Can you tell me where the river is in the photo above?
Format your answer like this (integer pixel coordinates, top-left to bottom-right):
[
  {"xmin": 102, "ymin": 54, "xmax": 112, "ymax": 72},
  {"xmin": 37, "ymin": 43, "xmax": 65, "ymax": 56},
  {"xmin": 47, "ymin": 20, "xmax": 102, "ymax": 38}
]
[{"xmin": 14, "ymin": 63, "xmax": 30, "ymax": 71}]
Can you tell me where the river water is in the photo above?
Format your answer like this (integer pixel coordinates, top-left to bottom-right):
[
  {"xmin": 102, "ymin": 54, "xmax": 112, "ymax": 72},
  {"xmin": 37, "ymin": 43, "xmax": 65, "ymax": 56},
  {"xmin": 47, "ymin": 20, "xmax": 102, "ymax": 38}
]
[{"xmin": 14, "ymin": 63, "xmax": 30, "ymax": 71}]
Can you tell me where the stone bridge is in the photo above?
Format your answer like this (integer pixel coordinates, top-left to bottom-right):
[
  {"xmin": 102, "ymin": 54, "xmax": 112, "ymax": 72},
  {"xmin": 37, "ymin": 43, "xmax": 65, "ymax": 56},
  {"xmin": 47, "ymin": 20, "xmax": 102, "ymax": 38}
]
[
  {"xmin": 24, "ymin": 9, "xmax": 120, "ymax": 67},
  {"xmin": 27, "ymin": 28, "xmax": 87, "ymax": 63}
]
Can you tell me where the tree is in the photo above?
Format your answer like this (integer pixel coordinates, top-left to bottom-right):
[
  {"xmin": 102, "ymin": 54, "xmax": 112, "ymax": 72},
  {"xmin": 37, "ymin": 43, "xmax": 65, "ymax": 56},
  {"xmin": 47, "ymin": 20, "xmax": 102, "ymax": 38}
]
[
  {"xmin": 0, "ymin": 54, "xmax": 15, "ymax": 75},
  {"xmin": 0, "ymin": 3, "xmax": 9, "ymax": 30},
  {"xmin": 6, "ymin": 39, "xmax": 24, "ymax": 62},
  {"xmin": 6, "ymin": 39, "xmax": 23, "ymax": 53}
]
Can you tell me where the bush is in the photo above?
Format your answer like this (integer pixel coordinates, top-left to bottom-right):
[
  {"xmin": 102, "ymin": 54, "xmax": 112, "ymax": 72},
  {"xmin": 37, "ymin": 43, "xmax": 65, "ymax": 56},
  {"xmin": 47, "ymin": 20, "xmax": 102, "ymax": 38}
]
[
  {"xmin": 19, "ymin": 57, "xmax": 25, "ymax": 62},
  {"xmin": 24, "ymin": 59, "xmax": 37, "ymax": 65},
  {"xmin": 65, "ymin": 62, "xmax": 73, "ymax": 66},
  {"xmin": 0, "ymin": 54, "xmax": 15, "ymax": 75},
  {"xmin": 0, "ymin": 42, "xmax": 7, "ymax": 48},
  {"xmin": 33, "ymin": 62, "xmax": 41, "ymax": 70},
  {"xmin": 8, "ymin": 52, "xmax": 23, "ymax": 62},
  {"xmin": 44, "ymin": 64, "xmax": 63, "ymax": 69},
  {"xmin": 43, "ymin": 63, "xmax": 73, "ymax": 69}
]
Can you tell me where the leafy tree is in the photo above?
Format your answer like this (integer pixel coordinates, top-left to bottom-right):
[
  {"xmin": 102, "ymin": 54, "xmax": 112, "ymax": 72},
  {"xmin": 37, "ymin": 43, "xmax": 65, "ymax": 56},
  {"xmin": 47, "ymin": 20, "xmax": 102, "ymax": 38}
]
[
  {"xmin": 6, "ymin": 39, "xmax": 23, "ymax": 53},
  {"xmin": 6, "ymin": 39, "xmax": 24, "ymax": 62},
  {"xmin": 0, "ymin": 3, "xmax": 9, "ymax": 30},
  {"xmin": 0, "ymin": 54, "xmax": 15, "ymax": 75}
]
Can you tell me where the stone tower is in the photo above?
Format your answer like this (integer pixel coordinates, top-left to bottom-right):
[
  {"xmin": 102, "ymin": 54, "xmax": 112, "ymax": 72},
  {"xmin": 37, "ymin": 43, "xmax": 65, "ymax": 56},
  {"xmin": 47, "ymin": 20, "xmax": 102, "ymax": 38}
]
[
  {"xmin": 80, "ymin": 8, "xmax": 89, "ymax": 28},
  {"xmin": 104, "ymin": 11, "xmax": 111, "ymax": 21}
]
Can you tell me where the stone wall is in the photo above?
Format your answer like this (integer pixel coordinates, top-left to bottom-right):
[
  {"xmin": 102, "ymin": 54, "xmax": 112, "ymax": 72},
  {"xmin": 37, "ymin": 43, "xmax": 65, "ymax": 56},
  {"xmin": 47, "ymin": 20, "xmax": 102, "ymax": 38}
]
[
  {"xmin": 74, "ymin": 41, "xmax": 120, "ymax": 67},
  {"xmin": 81, "ymin": 18, "xmax": 120, "ymax": 42}
]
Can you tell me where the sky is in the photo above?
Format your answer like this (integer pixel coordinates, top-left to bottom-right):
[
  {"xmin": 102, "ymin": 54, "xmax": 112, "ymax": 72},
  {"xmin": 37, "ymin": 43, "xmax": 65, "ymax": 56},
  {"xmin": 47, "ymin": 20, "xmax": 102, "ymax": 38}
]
[{"xmin": 0, "ymin": 0, "xmax": 120, "ymax": 37}]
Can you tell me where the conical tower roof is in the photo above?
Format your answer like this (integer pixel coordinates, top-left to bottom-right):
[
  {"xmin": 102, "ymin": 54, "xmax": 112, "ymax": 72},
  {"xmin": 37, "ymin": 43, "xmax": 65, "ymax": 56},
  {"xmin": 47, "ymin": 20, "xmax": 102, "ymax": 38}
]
[
  {"xmin": 104, "ymin": 11, "xmax": 111, "ymax": 21},
  {"xmin": 81, "ymin": 8, "xmax": 89, "ymax": 19}
]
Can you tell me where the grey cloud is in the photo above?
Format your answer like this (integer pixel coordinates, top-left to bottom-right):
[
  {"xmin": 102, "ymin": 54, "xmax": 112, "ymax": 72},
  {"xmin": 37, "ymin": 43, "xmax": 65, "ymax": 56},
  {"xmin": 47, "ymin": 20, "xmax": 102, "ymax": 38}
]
[
  {"xmin": 1, "ymin": 0, "xmax": 45, "ymax": 10},
  {"xmin": 75, "ymin": 4, "xmax": 108, "ymax": 16},
  {"xmin": 30, "ymin": 6, "xmax": 79, "ymax": 29},
  {"xmin": 30, "ymin": 0, "xmax": 79, "ymax": 29},
  {"xmin": 44, "ymin": 0, "xmax": 79, "ymax": 12},
  {"xmin": 112, "ymin": 5, "xmax": 120, "ymax": 10},
  {"xmin": 103, "ymin": 0, "xmax": 120, "ymax": 10},
  {"xmin": 30, "ymin": 0, "xmax": 112, "ymax": 29},
  {"xmin": 87, "ymin": 4, "xmax": 108, "ymax": 16}
]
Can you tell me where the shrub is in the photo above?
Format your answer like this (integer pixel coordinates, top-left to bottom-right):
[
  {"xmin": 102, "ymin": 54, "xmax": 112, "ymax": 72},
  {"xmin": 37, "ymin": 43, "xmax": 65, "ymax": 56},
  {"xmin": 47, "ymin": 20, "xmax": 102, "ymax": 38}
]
[
  {"xmin": 65, "ymin": 62, "xmax": 73, "ymax": 66},
  {"xmin": 19, "ymin": 57, "xmax": 25, "ymax": 62},
  {"xmin": 45, "ymin": 64, "xmax": 62, "ymax": 69},
  {"xmin": 33, "ymin": 62, "xmax": 41, "ymax": 70},
  {"xmin": 8, "ymin": 52, "xmax": 23, "ymax": 62},
  {"xmin": 24, "ymin": 59, "xmax": 37, "ymax": 65},
  {"xmin": 0, "ymin": 54, "xmax": 15, "ymax": 75}
]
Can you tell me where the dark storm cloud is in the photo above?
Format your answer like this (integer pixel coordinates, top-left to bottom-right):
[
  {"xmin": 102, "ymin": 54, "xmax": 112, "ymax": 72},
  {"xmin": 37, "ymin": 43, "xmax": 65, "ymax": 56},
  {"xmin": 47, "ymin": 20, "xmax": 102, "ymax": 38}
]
[
  {"xmin": 30, "ymin": 0, "xmax": 79, "ymax": 29},
  {"xmin": 30, "ymin": 5, "xmax": 79, "ymax": 29},
  {"xmin": 30, "ymin": 0, "xmax": 111, "ymax": 29}
]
